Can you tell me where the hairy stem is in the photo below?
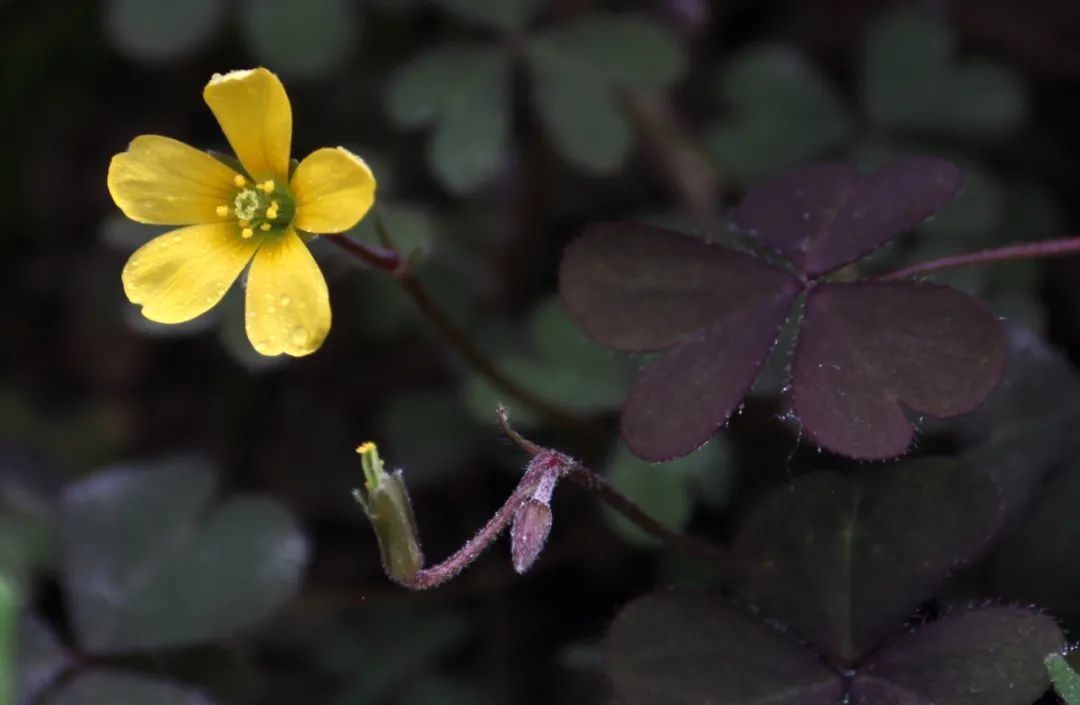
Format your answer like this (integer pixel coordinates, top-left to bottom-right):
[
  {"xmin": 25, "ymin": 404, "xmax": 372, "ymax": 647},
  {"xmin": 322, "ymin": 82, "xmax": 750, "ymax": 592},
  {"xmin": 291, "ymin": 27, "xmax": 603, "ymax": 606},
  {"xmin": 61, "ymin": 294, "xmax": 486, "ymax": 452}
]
[
  {"xmin": 563, "ymin": 466, "xmax": 730, "ymax": 565},
  {"xmin": 877, "ymin": 236, "xmax": 1080, "ymax": 281},
  {"xmin": 325, "ymin": 232, "xmax": 591, "ymax": 436},
  {"xmin": 395, "ymin": 415, "xmax": 729, "ymax": 589}
]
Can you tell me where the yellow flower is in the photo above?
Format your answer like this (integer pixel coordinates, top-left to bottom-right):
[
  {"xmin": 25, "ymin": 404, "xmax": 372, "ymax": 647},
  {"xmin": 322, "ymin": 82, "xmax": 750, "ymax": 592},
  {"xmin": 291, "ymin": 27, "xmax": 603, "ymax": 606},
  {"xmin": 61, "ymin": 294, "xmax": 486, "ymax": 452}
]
[{"xmin": 107, "ymin": 68, "xmax": 376, "ymax": 357}]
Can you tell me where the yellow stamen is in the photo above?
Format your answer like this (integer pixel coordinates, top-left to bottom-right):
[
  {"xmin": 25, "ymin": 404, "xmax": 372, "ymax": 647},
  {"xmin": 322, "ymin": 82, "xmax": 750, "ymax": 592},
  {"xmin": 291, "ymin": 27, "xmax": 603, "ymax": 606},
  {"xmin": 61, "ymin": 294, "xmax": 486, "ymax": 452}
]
[
  {"xmin": 356, "ymin": 441, "xmax": 377, "ymax": 455},
  {"xmin": 215, "ymin": 205, "xmax": 230, "ymax": 217},
  {"xmin": 266, "ymin": 201, "xmax": 280, "ymax": 219},
  {"xmin": 233, "ymin": 174, "xmax": 246, "ymax": 187},
  {"xmin": 258, "ymin": 180, "xmax": 275, "ymax": 194},
  {"xmin": 260, "ymin": 223, "xmax": 271, "ymax": 231},
  {"xmin": 241, "ymin": 227, "xmax": 254, "ymax": 239}
]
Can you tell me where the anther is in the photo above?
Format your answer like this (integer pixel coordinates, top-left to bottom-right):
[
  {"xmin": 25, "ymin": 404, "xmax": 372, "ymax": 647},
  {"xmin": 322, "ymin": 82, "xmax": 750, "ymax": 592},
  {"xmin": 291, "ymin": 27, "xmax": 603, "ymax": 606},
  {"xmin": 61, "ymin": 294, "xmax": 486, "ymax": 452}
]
[
  {"xmin": 233, "ymin": 174, "xmax": 247, "ymax": 187},
  {"xmin": 266, "ymin": 201, "xmax": 280, "ymax": 220},
  {"xmin": 260, "ymin": 223, "xmax": 271, "ymax": 232},
  {"xmin": 215, "ymin": 205, "xmax": 230, "ymax": 217},
  {"xmin": 241, "ymin": 227, "xmax": 254, "ymax": 239},
  {"xmin": 258, "ymin": 180, "xmax": 275, "ymax": 194}
]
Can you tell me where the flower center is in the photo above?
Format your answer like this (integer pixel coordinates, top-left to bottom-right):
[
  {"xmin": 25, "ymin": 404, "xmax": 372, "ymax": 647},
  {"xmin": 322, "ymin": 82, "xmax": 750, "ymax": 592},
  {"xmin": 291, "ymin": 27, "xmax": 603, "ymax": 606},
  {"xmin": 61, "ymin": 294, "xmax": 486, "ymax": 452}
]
[{"xmin": 217, "ymin": 175, "xmax": 295, "ymax": 239}]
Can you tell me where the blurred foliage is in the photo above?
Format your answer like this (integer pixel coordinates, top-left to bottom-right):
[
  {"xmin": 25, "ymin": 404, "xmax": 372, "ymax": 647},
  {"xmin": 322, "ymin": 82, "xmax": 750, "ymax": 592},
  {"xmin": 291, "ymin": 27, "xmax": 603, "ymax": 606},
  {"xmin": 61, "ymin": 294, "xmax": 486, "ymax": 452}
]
[{"xmin": 5, "ymin": 0, "xmax": 1080, "ymax": 703}]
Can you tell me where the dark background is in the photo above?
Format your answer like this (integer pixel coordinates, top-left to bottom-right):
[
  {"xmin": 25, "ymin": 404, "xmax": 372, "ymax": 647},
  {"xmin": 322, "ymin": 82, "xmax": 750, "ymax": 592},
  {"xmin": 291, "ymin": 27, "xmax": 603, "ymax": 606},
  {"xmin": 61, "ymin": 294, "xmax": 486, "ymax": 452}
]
[{"xmin": 4, "ymin": 1, "xmax": 1080, "ymax": 703}]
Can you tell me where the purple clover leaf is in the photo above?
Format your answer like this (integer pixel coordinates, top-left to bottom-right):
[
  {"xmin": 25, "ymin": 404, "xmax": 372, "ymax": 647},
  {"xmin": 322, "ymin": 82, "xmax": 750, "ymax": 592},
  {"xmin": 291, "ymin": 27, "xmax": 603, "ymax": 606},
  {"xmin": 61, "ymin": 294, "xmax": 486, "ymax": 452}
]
[{"xmin": 559, "ymin": 157, "xmax": 1006, "ymax": 460}]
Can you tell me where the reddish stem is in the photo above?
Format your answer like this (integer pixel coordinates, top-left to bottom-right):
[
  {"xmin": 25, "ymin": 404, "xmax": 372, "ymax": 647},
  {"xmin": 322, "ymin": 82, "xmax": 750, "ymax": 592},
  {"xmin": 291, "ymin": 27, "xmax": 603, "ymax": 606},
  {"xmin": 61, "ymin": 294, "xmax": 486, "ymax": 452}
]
[
  {"xmin": 324, "ymin": 234, "xmax": 593, "ymax": 437},
  {"xmin": 877, "ymin": 236, "xmax": 1080, "ymax": 281}
]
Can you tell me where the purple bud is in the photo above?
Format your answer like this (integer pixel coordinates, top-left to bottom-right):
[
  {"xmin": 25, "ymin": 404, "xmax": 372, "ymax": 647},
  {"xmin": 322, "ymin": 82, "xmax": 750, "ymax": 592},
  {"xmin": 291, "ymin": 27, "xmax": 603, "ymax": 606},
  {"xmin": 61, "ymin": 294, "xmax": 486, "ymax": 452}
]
[{"xmin": 511, "ymin": 499, "xmax": 553, "ymax": 574}]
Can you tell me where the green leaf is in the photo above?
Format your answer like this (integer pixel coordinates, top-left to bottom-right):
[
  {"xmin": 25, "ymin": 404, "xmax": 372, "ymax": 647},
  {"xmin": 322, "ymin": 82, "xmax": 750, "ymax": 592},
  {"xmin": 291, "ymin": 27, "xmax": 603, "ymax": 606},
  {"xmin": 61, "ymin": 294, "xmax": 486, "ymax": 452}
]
[
  {"xmin": 0, "ymin": 575, "xmax": 16, "ymax": 705},
  {"xmin": 432, "ymin": 0, "xmax": 542, "ymax": 31},
  {"xmin": 104, "ymin": 0, "xmax": 224, "ymax": 63},
  {"xmin": 864, "ymin": 7, "xmax": 1027, "ymax": 135},
  {"xmin": 0, "ymin": 511, "xmax": 54, "ymax": 596},
  {"xmin": 465, "ymin": 298, "xmax": 627, "ymax": 428},
  {"xmin": 387, "ymin": 46, "xmax": 511, "ymax": 193},
  {"xmin": 352, "ymin": 203, "xmax": 437, "ymax": 259},
  {"xmin": 605, "ymin": 592, "xmax": 844, "ymax": 705},
  {"xmin": 17, "ymin": 614, "xmax": 70, "ymax": 705},
  {"xmin": 734, "ymin": 457, "xmax": 1000, "ymax": 663},
  {"xmin": 526, "ymin": 14, "xmax": 686, "ymax": 89},
  {"xmin": 523, "ymin": 14, "xmax": 684, "ymax": 173},
  {"xmin": 602, "ymin": 446, "xmax": 696, "ymax": 547},
  {"xmin": 378, "ymin": 390, "xmax": 480, "ymax": 488},
  {"xmin": 960, "ymin": 326, "xmax": 1080, "ymax": 525},
  {"xmin": 59, "ymin": 458, "xmax": 308, "ymax": 653},
  {"xmin": 706, "ymin": 45, "xmax": 851, "ymax": 184},
  {"xmin": 239, "ymin": 0, "xmax": 356, "ymax": 78},
  {"xmin": 323, "ymin": 604, "xmax": 472, "ymax": 705},
  {"xmin": 993, "ymin": 456, "xmax": 1080, "ymax": 620},
  {"xmin": 1047, "ymin": 653, "xmax": 1080, "ymax": 705},
  {"xmin": 44, "ymin": 670, "xmax": 219, "ymax": 705},
  {"xmin": 530, "ymin": 62, "xmax": 633, "ymax": 173}
]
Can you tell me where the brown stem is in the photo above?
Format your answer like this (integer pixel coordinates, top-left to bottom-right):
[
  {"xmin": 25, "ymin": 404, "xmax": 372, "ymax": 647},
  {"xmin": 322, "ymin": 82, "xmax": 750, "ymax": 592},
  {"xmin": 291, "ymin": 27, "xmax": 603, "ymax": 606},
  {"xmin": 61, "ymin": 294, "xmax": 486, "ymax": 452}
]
[
  {"xmin": 623, "ymin": 90, "xmax": 724, "ymax": 229},
  {"xmin": 876, "ymin": 236, "xmax": 1080, "ymax": 281},
  {"xmin": 563, "ymin": 466, "xmax": 730, "ymax": 566},
  {"xmin": 324, "ymin": 234, "xmax": 592, "ymax": 436}
]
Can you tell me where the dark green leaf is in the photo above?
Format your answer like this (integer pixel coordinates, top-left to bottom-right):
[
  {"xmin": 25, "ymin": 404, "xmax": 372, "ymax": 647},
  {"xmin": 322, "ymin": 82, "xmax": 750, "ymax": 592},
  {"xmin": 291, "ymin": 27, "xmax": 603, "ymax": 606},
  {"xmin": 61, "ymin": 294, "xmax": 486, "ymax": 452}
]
[
  {"xmin": 864, "ymin": 8, "xmax": 1027, "ymax": 136},
  {"xmin": 387, "ymin": 46, "xmax": 511, "ymax": 193},
  {"xmin": 603, "ymin": 446, "xmax": 693, "ymax": 547},
  {"xmin": 104, "ymin": 0, "xmax": 224, "ymax": 62},
  {"xmin": 735, "ymin": 458, "xmax": 1000, "ymax": 664},
  {"xmin": 526, "ymin": 14, "xmax": 686, "ymax": 90},
  {"xmin": 960, "ymin": 326, "xmax": 1080, "ymax": 524},
  {"xmin": 239, "ymin": 0, "xmax": 356, "ymax": 78},
  {"xmin": 850, "ymin": 608, "xmax": 1063, "ymax": 705},
  {"xmin": 432, "ymin": 0, "xmax": 542, "ymax": 31},
  {"xmin": 17, "ymin": 615, "xmax": 70, "ymax": 705},
  {"xmin": 530, "ymin": 64, "xmax": 632, "ymax": 173},
  {"xmin": 706, "ymin": 46, "xmax": 851, "ymax": 184},
  {"xmin": 60, "ymin": 459, "xmax": 308, "ymax": 653},
  {"xmin": 993, "ymin": 457, "xmax": 1080, "ymax": 620},
  {"xmin": 605, "ymin": 592, "xmax": 844, "ymax": 705},
  {"xmin": 44, "ymin": 670, "xmax": 219, "ymax": 705},
  {"xmin": 1047, "ymin": 654, "xmax": 1080, "ymax": 705}
]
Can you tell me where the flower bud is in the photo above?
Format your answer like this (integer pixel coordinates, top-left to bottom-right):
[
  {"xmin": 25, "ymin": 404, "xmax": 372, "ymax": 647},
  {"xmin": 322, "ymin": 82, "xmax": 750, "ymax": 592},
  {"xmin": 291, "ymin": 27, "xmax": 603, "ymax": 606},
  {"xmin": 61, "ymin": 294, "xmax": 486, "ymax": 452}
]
[
  {"xmin": 353, "ymin": 442, "xmax": 424, "ymax": 585},
  {"xmin": 510, "ymin": 498, "xmax": 553, "ymax": 574}
]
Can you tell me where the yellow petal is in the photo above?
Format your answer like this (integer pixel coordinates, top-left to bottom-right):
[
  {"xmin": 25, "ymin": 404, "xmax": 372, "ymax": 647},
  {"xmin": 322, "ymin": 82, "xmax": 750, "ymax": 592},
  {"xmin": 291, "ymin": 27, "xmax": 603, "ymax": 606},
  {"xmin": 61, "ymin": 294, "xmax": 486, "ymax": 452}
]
[
  {"xmin": 245, "ymin": 229, "xmax": 331, "ymax": 357},
  {"xmin": 108, "ymin": 135, "xmax": 239, "ymax": 225},
  {"xmin": 203, "ymin": 68, "xmax": 292, "ymax": 181},
  {"xmin": 123, "ymin": 222, "xmax": 260, "ymax": 324},
  {"xmin": 291, "ymin": 147, "xmax": 377, "ymax": 233}
]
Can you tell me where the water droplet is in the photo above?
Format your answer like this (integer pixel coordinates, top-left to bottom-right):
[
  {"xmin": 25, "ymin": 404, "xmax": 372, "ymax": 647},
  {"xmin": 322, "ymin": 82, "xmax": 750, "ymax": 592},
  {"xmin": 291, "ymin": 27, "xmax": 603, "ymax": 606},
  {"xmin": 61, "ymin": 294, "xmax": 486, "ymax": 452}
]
[
  {"xmin": 268, "ymin": 305, "xmax": 277, "ymax": 314},
  {"xmin": 279, "ymin": 294, "xmax": 291, "ymax": 307},
  {"xmin": 246, "ymin": 311, "xmax": 257, "ymax": 320},
  {"xmin": 172, "ymin": 235, "xmax": 183, "ymax": 243},
  {"xmin": 290, "ymin": 327, "xmax": 309, "ymax": 346}
]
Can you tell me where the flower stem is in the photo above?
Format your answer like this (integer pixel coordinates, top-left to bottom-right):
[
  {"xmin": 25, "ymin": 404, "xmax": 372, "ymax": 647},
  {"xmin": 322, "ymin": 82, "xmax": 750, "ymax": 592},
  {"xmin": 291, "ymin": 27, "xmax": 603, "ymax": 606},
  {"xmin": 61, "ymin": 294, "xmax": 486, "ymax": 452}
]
[
  {"xmin": 391, "ymin": 414, "xmax": 729, "ymax": 589},
  {"xmin": 498, "ymin": 409, "xmax": 729, "ymax": 566},
  {"xmin": 877, "ymin": 236, "xmax": 1080, "ymax": 281},
  {"xmin": 325, "ymin": 231, "xmax": 592, "ymax": 437}
]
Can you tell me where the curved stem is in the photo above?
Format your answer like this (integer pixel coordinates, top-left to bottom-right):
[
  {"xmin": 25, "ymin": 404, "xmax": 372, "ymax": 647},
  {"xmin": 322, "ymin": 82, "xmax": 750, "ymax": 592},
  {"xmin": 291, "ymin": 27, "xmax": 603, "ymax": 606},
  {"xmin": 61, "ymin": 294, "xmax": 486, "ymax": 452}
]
[
  {"xmin": 563, "ymin": 466, "xmax": 730, "ymax": 566},
  {"xmin": 325, "ymin": 234, "xmax": 592, "ymax": 436},
  {"xmin": 877, "ymin": 236, "xmax": 1080, "ymax": 281}
]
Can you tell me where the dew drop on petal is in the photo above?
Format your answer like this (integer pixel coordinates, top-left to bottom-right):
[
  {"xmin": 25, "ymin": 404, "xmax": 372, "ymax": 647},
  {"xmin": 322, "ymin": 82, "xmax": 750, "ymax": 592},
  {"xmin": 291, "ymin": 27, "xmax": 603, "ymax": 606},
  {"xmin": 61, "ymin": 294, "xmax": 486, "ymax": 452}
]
[
  {"xmin": 290, "ymin": 327, "xmax": 310, "ymax": 347},
  {"xmin": 279, "ymin": 294, "xmax": 291, "ymax": 307}
]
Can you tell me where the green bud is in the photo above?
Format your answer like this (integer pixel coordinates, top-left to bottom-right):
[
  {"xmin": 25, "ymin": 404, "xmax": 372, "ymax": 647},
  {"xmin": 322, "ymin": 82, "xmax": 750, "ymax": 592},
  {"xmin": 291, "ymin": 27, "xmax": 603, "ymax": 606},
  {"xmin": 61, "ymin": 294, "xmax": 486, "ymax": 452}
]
[{"xmin": 353, "ymin": 442, "xmax": 424, "ymax": 585}]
